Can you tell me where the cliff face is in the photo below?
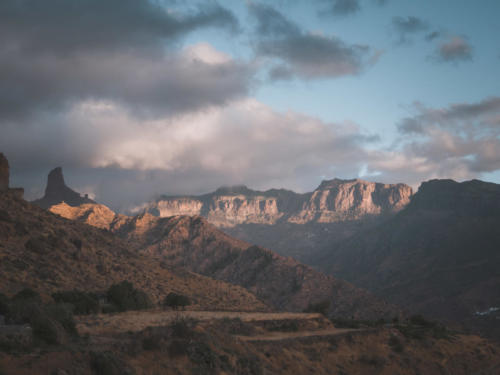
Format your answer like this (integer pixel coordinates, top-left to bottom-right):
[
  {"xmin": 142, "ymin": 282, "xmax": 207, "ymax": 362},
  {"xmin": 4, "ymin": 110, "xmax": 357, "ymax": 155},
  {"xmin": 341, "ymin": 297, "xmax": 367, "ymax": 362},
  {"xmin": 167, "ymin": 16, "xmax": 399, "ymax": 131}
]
[
  {"xmin": 146, "ymin": 179, "xmax": 413, "ymax": 227},
  {"xmin": 289, "ymin": 179, "xmax": 413, "ymax": 223}
]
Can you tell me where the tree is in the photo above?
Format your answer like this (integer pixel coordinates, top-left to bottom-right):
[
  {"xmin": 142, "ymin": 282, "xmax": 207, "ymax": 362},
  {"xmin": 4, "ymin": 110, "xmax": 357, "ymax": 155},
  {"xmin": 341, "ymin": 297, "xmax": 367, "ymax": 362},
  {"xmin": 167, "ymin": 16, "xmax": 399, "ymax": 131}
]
[{"xmin": 163, "ymin": 293, "xmax": 191, "ymax": 310}]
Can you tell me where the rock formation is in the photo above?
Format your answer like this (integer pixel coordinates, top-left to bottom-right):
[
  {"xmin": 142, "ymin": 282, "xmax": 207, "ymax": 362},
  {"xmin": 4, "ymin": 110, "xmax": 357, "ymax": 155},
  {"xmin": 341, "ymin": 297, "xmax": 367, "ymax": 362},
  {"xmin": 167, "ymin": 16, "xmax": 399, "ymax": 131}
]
[
  {"xmin": 145, "ymin": 178, "xmax": 413, "ymax": 227},
  {"xmin": 0, "ymin": 153, "xmax": 24, "ymax": 198},
  {"xmin": 32, "ymin": 167, "xmax": 95, "ymax": 209},
  {"xmin": 0, "ymin": 153, "xmax": 9, "ymax": 191}
]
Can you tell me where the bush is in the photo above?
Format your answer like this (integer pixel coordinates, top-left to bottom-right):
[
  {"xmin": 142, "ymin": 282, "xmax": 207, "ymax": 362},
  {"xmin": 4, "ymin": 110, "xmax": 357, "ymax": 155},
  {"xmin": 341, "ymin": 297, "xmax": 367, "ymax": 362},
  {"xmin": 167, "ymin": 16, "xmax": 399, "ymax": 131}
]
[
  {"xmin": 0, "ymin": 293, "xmax": 10, "ymax": 316},
  {"xmin": 90, "ymin": 351, "xmax": 134, "ymax": 375},
  {"xmin": 163, "ymin": 293, "xmax": 191, "ymax": 310},
  {"xmin": 12, "ymin": 288, "xmax": 41, "ymax": 303},
  {"xmin": 46, "ymin": 303, "xmax": 78, "ymax": 337},
  {"xmin": 304, "ymin": 300, "xmax": 330, "ymax": 316},
  {"xmin": 106, "ymin": 281, "xmax": 152, "ymax": 312},
  {"xmin": 52, "ymin": 290, "xmax": 99, "ymax": 315},
  {"xmin": 168, "ymin": 339, "xmax": 189, "ymax": 357},
  {"xmin": 388, "ymin": 335, "xmax": 404, "ymax": 353},
  {"xmin": 31, "ymin": 313, "xmax": 64, "ymax": 345},
  {"xmin": 170, "ymin": 318, "xmax": 195, "ymax": 339}
]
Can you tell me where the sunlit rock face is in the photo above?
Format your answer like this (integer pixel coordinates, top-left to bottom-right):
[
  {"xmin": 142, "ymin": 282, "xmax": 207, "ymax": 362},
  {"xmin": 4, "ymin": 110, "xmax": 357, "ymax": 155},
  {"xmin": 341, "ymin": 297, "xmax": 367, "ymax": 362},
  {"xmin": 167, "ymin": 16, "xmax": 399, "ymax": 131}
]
[
  {"xmin": 32, "ymin": 167, "xmax": 95, "ymax": 209},
  {"xmin": 288, "ymin": 179, "xmax": 413, "ymax": 224},
  {"xmin": 146, "ymin": 179, "xmax": 413, "ymax": 227}
]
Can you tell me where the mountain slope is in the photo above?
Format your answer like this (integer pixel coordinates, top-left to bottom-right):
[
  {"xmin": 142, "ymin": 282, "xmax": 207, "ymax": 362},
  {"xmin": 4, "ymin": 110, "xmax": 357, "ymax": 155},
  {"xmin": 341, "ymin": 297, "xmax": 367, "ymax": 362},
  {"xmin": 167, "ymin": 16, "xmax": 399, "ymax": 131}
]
[
  {"xmin": 50, "ymin": 201, "xmax": 401, "ymax": 320},
  {"xmin": 0, "ymin": 190, "xmax": 267, "ymax": 311},
  {"xmin": 316, "ymin": 179, "xmax": 500, "ymax": 337}
]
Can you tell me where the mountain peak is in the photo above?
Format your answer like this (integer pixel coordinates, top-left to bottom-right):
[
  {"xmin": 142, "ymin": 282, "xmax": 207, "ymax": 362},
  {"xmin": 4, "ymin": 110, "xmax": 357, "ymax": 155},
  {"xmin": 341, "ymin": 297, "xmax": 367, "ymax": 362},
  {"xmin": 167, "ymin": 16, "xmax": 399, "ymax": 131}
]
[
  {"xmin": 409, "ymin": 178, "xmax": 500, "ymax": 215},
  {"xmin": 32, "ymin": 167, "xmax": 95, "ymax": 209},
  {"xmin": 46, "ymin": 167, "xmax": 65, "ymax": 193}
]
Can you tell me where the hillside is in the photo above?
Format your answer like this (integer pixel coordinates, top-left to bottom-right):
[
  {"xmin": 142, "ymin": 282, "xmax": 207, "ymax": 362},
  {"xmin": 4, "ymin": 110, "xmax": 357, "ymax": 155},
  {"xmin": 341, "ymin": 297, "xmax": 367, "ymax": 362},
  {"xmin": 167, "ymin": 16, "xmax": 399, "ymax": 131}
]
[
  {"xmin": 0, "ymin": 189, "xmax": 267, "ymax": 311},
  {"xmin": 2, "ymin": 308, "xmax": 500, "ymax": 374},
  {"xmin": 315, "ymin": 179, "xmax": 500, "ymax": 338},
  {"xmin": 51, "ymin": 201, "xmax": 400, "ymax": 320}
]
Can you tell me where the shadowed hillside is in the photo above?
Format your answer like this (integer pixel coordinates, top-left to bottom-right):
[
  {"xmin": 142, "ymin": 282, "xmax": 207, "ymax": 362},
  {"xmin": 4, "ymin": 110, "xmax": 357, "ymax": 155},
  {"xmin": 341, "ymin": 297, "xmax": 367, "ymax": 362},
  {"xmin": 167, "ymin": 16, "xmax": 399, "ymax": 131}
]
[
  {"xmin": 315, "ymin": 179, "xmax": 500, "ymax": 339},
  {"xmin": 0, "ymin": 189, "xmax": 267, "ymax": 311}
]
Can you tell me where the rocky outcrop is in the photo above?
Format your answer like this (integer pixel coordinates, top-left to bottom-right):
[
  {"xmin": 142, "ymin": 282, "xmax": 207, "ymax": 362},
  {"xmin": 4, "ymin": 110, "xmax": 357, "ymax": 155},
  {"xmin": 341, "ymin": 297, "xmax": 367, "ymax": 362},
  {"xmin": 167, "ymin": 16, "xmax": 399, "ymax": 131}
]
[
  {"xmin": 0, "ymin": 153, "xmax": 24, "ymax": 198},
  {"xmin": 0, "ymin": 153, "xmax": 9, "ymax": 191},
  {"xmin": 32, "ymin": 167, "xmax": 95, "ymax": 209},
  {"xmin": 145, "ymin": 179, "xmax": 413, "ymax": 227}
]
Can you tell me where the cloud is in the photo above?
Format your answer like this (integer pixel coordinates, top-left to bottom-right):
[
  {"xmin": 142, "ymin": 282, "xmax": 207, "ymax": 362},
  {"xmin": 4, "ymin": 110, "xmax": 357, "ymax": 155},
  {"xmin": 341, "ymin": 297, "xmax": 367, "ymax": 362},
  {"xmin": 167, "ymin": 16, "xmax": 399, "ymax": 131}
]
[
  {"xmin": 425, "ymin": 31, "xmax": 441, "ymax": 42},
  {"xmin": 249, "ymin": 3, "xmax": 378, "ymax": 80},
  {"xmin": 4, "ymin": 97, "xmax": 377, "ymax": 208},
  {"xmin": 315, "ymin": 0, "xmax": 388, "ymax": 17},
  {"xmin": 0, "ymin": 0, "xmax": 247, "ymax": 120},
  {"xmin": 0, "ymin": 0, "xmax": 238, "ymax": 54},
  {"xmin": 432, "ymin": 35, "xmax": 473, "ymax": 63},
  {"xmin": 369, "ymin": 97, "xmax": 500, "ymax": 185},
  {"xmin": 391, "ymin": 16, "xmax": 429, "ymax": 44},
  {"xmin": 321, "ymin": 0, "xmax": 361, "ymax": 17}
]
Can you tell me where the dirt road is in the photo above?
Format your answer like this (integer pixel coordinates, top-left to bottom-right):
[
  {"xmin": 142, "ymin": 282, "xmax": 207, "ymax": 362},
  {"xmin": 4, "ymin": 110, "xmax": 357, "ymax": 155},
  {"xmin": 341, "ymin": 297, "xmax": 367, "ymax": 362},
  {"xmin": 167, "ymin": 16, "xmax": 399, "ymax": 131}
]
[{"xmin": 76, "ymin": 310, "xmax": 325, "ymax": 335}]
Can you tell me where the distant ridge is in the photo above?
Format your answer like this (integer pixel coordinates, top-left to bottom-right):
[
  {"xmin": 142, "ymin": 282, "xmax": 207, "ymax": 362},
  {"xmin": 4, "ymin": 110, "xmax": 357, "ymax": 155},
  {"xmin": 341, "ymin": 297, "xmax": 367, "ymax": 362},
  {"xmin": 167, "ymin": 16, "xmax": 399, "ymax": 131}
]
[{"xmin": 144, "ymin": 178, "xmax": 413, "ymax": 227}]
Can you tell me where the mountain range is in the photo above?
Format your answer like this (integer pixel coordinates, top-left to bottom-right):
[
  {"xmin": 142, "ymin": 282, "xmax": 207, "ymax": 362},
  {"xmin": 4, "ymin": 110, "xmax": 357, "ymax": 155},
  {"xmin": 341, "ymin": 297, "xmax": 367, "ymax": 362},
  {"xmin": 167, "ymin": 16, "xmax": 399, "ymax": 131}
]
[{"xmin": 29, "ymin": 163, "xmax": 500, "ymax": 340}]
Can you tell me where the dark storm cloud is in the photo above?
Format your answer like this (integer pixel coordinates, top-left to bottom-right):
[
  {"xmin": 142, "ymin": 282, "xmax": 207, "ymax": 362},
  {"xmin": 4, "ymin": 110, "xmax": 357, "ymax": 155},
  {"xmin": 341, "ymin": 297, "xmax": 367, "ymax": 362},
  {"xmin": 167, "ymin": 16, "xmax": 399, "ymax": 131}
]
[
  {"xmin": 391, "ymin": 16, "xmax": 429, "ymax": 44},
  {"xmin": 0, "ymin": 0, "xmax": 238, "ymax": 54},
  {"xmin": 433, "ymin": 35, "xmax": 473, "ymax": 63},
  {"xmin": 0, "ymin": 0, "xmax": 248, "ymax": 120},
  {"xmin": 249, "ymin": 3, "xmax": 377, "ymax": 80}
]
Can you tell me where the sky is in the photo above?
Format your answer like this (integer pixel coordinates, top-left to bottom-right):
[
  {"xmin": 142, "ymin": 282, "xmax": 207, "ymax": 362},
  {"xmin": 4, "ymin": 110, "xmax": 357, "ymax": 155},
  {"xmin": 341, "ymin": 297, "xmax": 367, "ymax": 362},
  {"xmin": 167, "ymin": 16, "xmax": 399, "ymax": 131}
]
[{"xmin": 1, "ymin": 0, "xmax": 500, "ymax": 211}]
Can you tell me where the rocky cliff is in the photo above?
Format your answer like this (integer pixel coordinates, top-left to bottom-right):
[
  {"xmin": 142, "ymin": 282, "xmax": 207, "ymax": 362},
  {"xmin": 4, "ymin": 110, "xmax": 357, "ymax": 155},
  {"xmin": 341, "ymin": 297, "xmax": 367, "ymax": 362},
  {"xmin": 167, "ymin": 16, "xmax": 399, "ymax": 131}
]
[
  {"xmin": 32, "ymin": 167, "xmax": 95, "ymax": 209},
  {"xmin": 146, "ymin": 179, "xmax": 413, "ymax": 227}
]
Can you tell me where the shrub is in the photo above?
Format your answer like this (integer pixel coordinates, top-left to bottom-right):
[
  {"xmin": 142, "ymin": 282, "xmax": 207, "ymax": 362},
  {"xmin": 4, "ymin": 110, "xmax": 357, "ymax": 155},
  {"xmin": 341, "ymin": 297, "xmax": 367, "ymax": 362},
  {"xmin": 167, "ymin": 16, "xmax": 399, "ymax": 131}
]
[
  {"xmin": 12, "ymin": 288, "xmax": 41, "ymax": 303},
  {"xmin": 31, "ymin": 313, "xmax": 63, "ymax": 345},
  {"xmin": 388, "ymin": 335, "xmax": 404, "ymax": 353},
  {"xmin": 106, "ymin": 281, "xmax": 152, "ymax": 312},
  {"xmin": 0, "ymin": 293, "xmax": 9, "ymax": 317},
  {"xmin": 90, "ymin": 351, "xmax": 133, "ymax": 375},
  {"xmin": 163, "ymin": 293, "xmax": 191, "ymax": 310},
  {"xmin": 304, "ymin": 300, "xmax": 330, "ymax": 316},
  {"xmin": 52, "ymin": 290, "xmax": 99, "ymax": 315},
  {"xmin": 46, "ymin": 303, "xmax": 78, "ymax": 337},
  {"xmin": 170, "ymin": 318, "xmax": 194, "ymax": 339}
]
